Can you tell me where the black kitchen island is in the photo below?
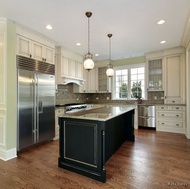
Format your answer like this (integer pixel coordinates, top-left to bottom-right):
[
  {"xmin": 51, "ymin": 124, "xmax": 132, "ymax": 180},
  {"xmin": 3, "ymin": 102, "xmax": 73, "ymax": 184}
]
[{"xmin": 58, "ymin": 105, "xmax": 135, "ymax": 182}]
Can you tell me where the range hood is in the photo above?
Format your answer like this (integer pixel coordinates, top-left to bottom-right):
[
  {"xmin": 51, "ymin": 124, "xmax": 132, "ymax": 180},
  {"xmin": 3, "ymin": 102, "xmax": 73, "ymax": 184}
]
[{"xmin": 60, "ymin": 76, "xmax": 85, "ymax": 86}]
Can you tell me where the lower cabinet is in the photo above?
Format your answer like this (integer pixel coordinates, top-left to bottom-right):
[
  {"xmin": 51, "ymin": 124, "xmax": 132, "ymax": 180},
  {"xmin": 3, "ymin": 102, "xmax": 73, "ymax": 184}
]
[
  {"xmin": 156, "ymin": 105, "xmax": 185, "ymax": 134},
  {"xmin": 54, "ymin": 108, "xmax": 65, "ymax": 140}
]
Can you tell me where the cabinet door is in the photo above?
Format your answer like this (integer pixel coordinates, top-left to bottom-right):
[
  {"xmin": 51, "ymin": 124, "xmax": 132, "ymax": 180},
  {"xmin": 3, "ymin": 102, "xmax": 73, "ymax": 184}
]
[
  {"xmin": 76, "ymin": 61, "xmax": 83, "ymax": 79},
  {"xmin": 164, "ymin": 54, "xmax": 185, "ymax": 104},
  {"xmin": 17, "ymin": 35, "xmax": 32, "ymax": 58},
  {"xmin": 147, "ymin": 58, "xmax": 163, "ymax": 91},
  {"xmin": 32, "ymin": 41, "xmax": 43, "ymax": 61},
  {"xmin": 61, "ymin": 56, "xmax": 69, "ymax": 76},
  {"xmin": 44, "ymin": 46, "xmax": 54, "ymax": 64},
  {"xmin": 68, "ymin": 59, "xmax": 76, "ymax": 78},
  {"xmin": 87, "ymin": 67, "xmax": 98, "ymax": 93}
]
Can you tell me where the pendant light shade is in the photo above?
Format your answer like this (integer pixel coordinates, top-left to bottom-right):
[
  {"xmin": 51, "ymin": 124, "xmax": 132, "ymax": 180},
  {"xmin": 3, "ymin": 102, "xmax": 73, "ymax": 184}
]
[
  {"xmin": 106, "ymin": 34, "xmax": 114, "ymax": 77},
  {"xmin": 84, "ymin": 12, "xmax": 94, "ymax": 71}
]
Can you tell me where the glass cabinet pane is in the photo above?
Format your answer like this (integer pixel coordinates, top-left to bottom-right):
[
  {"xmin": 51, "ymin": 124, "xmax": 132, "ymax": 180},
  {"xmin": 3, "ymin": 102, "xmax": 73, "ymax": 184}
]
[{"xmin": 148, "ymin": 59, "xmax": 163, "ymax": 90}]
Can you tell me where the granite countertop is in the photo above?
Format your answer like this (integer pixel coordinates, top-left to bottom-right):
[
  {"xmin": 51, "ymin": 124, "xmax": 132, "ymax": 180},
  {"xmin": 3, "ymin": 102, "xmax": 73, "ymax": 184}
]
[{"xmin": 59, "ymin": 105, "xmax": 135, "ymax": 121}]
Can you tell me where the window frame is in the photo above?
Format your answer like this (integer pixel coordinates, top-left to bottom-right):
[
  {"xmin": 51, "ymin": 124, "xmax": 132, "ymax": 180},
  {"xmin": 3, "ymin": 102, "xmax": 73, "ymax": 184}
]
[{"xmin": 112, "ymin": 63, "xmax": 147, "ymax": 100}]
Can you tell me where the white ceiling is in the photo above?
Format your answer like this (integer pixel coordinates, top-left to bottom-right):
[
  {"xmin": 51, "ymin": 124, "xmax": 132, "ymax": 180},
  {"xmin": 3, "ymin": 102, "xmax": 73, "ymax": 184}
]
[{"xmin": 1, "ymin": 0, "xmax": 190, "ymax": 61}]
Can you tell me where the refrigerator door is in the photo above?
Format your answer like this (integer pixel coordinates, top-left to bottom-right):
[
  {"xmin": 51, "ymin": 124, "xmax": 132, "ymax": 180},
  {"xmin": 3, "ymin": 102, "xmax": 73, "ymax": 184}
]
[
  {"xmin": 18, "ymin": 69, "xmax": 36, "ymax": 151},
  {"xmin": 37, "ymin": 73, "xmax": 55, "ymax": 142}
]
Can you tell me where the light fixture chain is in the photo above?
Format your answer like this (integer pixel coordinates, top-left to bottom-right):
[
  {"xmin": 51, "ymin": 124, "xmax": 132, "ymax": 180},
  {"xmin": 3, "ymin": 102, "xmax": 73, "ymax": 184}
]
[
  {"xmin": 109, "ymin": 36, "xmax": 111, "ymax": 64},
  {"xmin": 88, "ymin": 17, "xmax": 90, "ymax": 53}
]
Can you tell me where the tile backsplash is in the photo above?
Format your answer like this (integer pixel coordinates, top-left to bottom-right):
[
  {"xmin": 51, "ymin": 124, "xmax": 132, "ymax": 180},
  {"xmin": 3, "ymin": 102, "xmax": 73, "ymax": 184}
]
[{"xmin": 56, "ymin": 83, "xmax": 164, "ymax": 105}]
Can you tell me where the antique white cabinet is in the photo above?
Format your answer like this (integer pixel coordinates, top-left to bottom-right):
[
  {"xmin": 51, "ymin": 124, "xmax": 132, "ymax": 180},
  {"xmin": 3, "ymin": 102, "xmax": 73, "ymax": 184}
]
[
  {"xmin": 145, "ymin": 47, "xmax": 185, "ymax": 104},
  {"xmin": 73, "ymin": 66, "xmax": 98, "ymax": 93},
  {"xmin": 164, "ymin": 53, "xmax": 185, "ymax": 104},
  {"xmin": 56, "ymin": 47, "xmax": 84, "ymax": 85},
  {"xmin": 156, "ymin": 105, "xmax": 185, "ymax": 134},
  {"xmin": 74, "ymin": 66, "xmax": 112, "ymax": 93},
  {"xmin": 17, "ymin": 35, "xmax": 55, "ymax": 64},
  {"xmin": 147, "ymin": 58, "xmax": 163, "ymax": 91}
]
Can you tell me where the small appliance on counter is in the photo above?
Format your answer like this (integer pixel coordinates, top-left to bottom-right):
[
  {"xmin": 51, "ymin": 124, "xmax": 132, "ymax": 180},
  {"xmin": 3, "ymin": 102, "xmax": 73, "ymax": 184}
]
[{"xmin": 138, "ymin": 105, "xmax": 156, "ymax": 128}]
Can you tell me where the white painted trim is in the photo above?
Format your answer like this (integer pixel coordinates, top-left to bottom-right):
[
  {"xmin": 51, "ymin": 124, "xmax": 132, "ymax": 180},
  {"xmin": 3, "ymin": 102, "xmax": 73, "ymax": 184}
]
[
  {"xmin": 181, "ymin": 10, "xmax": 190, "ymax": 48},
  {"xmin": 0, "ymin": 148, "xmax": 17, "ymax": 161}
]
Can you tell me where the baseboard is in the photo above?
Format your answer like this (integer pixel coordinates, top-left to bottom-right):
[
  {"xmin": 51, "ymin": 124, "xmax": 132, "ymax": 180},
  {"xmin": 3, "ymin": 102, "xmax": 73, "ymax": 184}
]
[{"xmin": 0, "ymin": 148, "xmax": 17, "ymax": 161}]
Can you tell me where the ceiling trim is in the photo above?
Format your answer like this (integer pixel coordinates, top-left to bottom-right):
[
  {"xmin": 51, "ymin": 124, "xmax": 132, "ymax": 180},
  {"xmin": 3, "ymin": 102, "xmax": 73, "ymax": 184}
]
[{"xmin": 181, "ymin": 11, "xmax": 190, "ymax": 48}]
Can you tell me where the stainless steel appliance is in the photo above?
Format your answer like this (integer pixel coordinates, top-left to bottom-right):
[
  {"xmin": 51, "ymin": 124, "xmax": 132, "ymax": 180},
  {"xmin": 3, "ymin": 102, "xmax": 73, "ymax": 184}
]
[
  {"xmin": 138, "ymin": 105, "xmax": 156, "ymax": 128},
  {"xmin": 17, "ymin": 55, "xmax": 55, "ymax": 151}
]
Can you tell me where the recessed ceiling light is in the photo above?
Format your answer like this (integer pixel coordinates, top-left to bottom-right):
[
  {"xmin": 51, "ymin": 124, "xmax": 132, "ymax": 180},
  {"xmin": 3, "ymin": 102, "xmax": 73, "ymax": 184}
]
[
  {"xmin": 46, "ymin": 24, "xmax": 53, "ymax": 30},
  {"xmin": 76, "ymin": 43, "xmax": 81, "ymax": 46},
  {"xmin": 160, "ymin": 40, "xmax": 166, "ymax": 44},
  {"xmin": 157, "ymin": 20, "xmax": 166, "ymax": 25},
  {"xmin": 95, "ymin": 54, "xmax": 99, "ymax": 57}
]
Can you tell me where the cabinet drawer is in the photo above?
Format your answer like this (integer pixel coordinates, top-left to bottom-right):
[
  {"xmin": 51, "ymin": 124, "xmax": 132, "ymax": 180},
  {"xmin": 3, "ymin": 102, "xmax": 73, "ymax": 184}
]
[
  {"xmin": 157, "ymin": 111, "xmax": 184, "ymax": 119},
  {"xmin": 165, "ymin": 99, "xmax": 182, "ymax": 104},
  {"xmin": 156, "ymin": 106, "xmax": 168, "ymax": 110},
  {"xmin": 169, "ymin": 106, "xmax": 185, "ymax": 111},
  {"xmin": 157, "ymin": 120, "xmax": 184, "ymax": 128}
]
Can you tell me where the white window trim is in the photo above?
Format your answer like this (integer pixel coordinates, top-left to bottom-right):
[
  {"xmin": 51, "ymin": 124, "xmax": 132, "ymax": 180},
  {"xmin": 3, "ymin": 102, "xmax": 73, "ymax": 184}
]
[{"xmin": 112, "ymin": 63, "xmax": 147, "ymax": 100}]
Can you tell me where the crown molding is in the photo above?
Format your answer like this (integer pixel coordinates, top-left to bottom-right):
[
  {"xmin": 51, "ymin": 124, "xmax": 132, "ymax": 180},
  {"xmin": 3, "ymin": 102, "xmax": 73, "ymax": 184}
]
[{"xmin": 181, "ymin": 11, "xmax": 190, "ymax": 48}]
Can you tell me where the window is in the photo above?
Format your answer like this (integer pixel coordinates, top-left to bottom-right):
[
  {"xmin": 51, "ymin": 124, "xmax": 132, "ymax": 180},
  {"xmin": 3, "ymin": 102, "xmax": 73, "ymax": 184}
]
[{"xmin": 113, "ymin": 64, "xmax": 146, "ymax": 99}]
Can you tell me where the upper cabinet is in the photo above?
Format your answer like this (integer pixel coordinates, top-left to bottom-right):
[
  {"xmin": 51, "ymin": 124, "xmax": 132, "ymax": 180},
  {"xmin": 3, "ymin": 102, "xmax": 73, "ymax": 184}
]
[
  {"xmin": 164, "ymin": 53, "xmax": 185, "ymax": 104},
  {"xmin": 74, "ymin": 66, "xmax": 112, "ymax": 93},
  {"xmin": 145, "ymin": 47, "xmax": 185, "ymax": 104},
  {"xmin": 16, "ymin": 24, "xmax": 55, "ymax": 64},
  {"xmin": 147, "ymin": 58, "xmax": 163, "ymax": 91},
  {"xmin": 17, "ymin": 35, "xmax": 54, "ymax": 64},
  {"xmin": 56, "ymin": 47, "xmax": 84, "ymax": 85},
  {"xmin": 73, "ymin": 67, "xmax": 98, "ymax": 93},
  {"xmin": 98, "ymin": 67, "xmax": 112, "ymax": 93}
]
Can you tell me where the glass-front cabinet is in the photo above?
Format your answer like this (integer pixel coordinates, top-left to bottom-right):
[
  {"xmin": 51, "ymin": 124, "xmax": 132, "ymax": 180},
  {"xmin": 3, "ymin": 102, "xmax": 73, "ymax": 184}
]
[{"xmin": 148, "ymin": 58, "xmax": 163, "ymax": 91}]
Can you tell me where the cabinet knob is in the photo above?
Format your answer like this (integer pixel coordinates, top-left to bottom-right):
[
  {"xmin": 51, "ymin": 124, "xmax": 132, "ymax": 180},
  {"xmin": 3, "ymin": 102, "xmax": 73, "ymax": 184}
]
[
  {"xmin": 175, "ymin": 115, "xmax": 179, "ymax": 117},
  {"xmin": 176, "ymin": 124, "xmax": 179, "ymax": 126},
  {"xmin": 161, "ymin": 114, "xmax": 164, "ymax": 117},
  {"xmin": 30, "ymin": 54, "xmax": 32, "ymax": 58},
  {"xmin": 172, "ymin": 101, "xmax": 175, "ymax": 103}
]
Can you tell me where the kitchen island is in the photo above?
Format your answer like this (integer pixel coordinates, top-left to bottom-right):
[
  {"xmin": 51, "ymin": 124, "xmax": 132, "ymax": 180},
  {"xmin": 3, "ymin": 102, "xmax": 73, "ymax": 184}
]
[{"xmin": 58, "ymin": 105, "xmax": 135, "ymax": 182}]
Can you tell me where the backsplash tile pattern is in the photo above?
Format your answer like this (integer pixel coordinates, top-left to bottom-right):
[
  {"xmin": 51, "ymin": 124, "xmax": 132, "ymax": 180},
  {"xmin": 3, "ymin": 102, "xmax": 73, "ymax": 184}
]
[{"xmin": 56, "ymin": 84, "xmax": 164, "ymax": 105}]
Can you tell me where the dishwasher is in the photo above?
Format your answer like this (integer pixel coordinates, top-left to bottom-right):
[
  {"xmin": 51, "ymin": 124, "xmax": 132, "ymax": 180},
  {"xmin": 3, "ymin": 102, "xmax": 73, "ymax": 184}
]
[{"xmin": 138, "ymin": 105, "xmax": 156, "ymax": 128}]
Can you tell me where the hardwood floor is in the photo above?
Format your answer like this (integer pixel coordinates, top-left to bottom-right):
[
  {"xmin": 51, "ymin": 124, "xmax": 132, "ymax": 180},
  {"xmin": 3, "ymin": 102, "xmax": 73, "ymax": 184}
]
[{"xmin": 0, "ymin": 129, "xmax": 190, "ymax": 189}]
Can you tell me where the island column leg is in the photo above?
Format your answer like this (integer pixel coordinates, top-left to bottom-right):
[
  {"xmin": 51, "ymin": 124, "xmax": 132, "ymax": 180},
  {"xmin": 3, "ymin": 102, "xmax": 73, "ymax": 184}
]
[{"xmin": 102, "ymin": 130, "xmax": 106, "ymax": 171}]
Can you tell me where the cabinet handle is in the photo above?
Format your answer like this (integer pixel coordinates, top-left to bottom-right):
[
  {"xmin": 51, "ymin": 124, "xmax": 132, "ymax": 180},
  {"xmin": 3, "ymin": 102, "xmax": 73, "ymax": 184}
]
[
  {"xmin": 176, "ymin": 124, "xmax": 179, "ymax": 126},
  {"xmin": 44, "ymin": 58, "xmax": 46, "ymax": 62},
  {"xmin": 30, "ymin": 54, "xmax": 32, "ymax": 58},
  {"xmin": 176, "ymin": 107, "xmax": 179, "ymax": 110},
  {"xmin": 161, "ymin": 123, "xmax": 165, "ymax": 125},
  {"xmin": 161, "ymin": 107, "xmax": 164, "ymax": 109},
  {"xmin": 175, "ymin": 115, "xmax": 179, "ymax": 117},
  {"xmin": 172, "ymin": 101, "xmax": 175, "ymax": 103},
  {"xmin": 161, "ymin": 114, "xmax": 164, "ymax": 117}
]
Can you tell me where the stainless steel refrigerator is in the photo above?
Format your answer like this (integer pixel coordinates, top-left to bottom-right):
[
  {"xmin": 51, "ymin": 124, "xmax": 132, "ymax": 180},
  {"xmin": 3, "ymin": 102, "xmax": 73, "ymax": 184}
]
[{"xmin": 17, "ymin": 55, "xmax": 55, "ymax": 151}]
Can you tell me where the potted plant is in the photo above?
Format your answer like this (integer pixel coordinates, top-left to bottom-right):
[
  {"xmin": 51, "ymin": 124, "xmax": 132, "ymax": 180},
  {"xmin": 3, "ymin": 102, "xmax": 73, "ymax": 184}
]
[{"xmin": 131, "ymin": 81, "xmax": 142, "ymax": 104}]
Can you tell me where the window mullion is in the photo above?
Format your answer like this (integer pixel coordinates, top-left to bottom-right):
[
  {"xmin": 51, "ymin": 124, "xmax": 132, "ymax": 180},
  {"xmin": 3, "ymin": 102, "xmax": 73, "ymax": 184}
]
[{"xmin": 128, "ymin": 68, "xmax": 131, "ymax": 99}]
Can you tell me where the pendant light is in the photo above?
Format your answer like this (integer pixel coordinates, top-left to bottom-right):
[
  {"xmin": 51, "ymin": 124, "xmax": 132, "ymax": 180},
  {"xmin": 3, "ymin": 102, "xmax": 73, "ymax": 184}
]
[
  {"xmin": 106, "ymin": 34, "xmax": 114, "ymax": 77},
  {"xmin": 84, "ymin": 12, "xmax": 94, "ymax": 71}
]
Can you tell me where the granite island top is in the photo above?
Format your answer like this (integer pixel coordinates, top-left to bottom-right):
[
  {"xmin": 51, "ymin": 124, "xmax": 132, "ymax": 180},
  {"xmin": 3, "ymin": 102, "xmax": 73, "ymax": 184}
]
[{"xmin": 59, "ymin": 105, "xmax": 135, "ymax": 121}]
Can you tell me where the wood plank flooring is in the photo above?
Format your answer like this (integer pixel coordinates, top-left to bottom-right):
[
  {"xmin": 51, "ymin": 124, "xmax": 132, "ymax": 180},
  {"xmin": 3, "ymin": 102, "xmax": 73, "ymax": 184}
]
[{"xmin": 0, "ymin": 129, "xmax": 190, "ymax": 189}]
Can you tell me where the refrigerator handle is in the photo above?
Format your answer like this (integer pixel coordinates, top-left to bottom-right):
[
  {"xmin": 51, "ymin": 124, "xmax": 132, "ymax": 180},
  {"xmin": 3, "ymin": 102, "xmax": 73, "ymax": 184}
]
[{"xmin": 38, "ymin": 101, "xmax": 43, "ymax": 113}]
